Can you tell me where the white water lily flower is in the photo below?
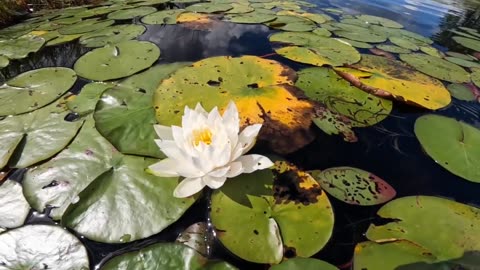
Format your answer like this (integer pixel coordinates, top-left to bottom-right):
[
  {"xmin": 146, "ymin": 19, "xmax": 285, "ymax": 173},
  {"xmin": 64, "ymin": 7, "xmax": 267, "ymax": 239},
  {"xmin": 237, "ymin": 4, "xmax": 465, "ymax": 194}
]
[{"xmin": 149, "ymin": 101, "xmax": 274, "ymax": 198}]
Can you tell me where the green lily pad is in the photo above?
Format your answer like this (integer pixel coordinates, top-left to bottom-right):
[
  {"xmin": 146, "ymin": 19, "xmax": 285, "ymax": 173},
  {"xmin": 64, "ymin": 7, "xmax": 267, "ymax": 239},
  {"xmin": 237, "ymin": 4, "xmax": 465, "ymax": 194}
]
[
  {"xmin": 389, "ymin": 36, "xmax": 419, "ymax": 51},
  {"xmin": 176, "ymin": 222, "xmax": 209, "ymax": 256},
  {"xmin": 94, "ymin": 63, "xmax": 189, "ymax": 158},
  {"xmin": 370, "ymin": 26, "xmax": 433, "ymax": 45},
  {"xmin": 354, "ymin": 241, "xmax": 436, "ymax": 270},
  {"xmin": 224, "ymin": 3, "xmax": 254, "ymax": 14},
  {"xmin": 471, "ymin": 68, "xmax": 480, "ymax": 88},
  {"xmin": 270, "ymin": 258, "xmax": 338, "ymax": 270},
  {"xmin": 376, "ymin": 44, "xmax": 411, "ymax": 54},
  {"xmin": 141, "ymin": 9, "xmax": 186, "ymax": 25},
  {"xmin": 337, "ymin": 38, "xmax": 373, "ymax": 49},
  {"xmin": 356, "ymin": 14, "xmax": 403, "ymax": 28},
  {"xmin": 445, "ymin": 51, "xmax": 476, "ymax": 61},
  {"xmin": 0, "ymin": 55, "xmax": 9, "ymax": 68},
  {"xmin": 334, "ymin": 29, "xmax": 387, "ymax": 43},
  {"xmin": 74, "ymin": 40, "xmax": 160, "ymax": 81},
  {"xmin": 153, "ymin": 55, "xmax": 315, "ymax": 154},
  {"xmin": 0, "ymin": 67, "xmax": 77, "ymax": 116},
  {"xmin": 445, "ymin": 56, "xmax": 480, "ymax": 68},
  {"xmin": 52, "ymin": 16, "xmax": 82, "ymax": 25},
  {"xmin": 58, "ymin": 19, "xmax": 115, "ymax": 35},
  {"xmin": 0, "ymin": 23, "xmax": 36, "ymax": 39},
  {"xmin": 453, "ymin": 36, "xmax": 480, "ymax": 51},
  {"xmin": 0, "ymin": 180, "xmax": 30, "ymax": 230},
  {"xmin": 267, "ymin": 15, "xmax": 316, "ymax": 32},
  {"xmin": 35, "ymin": 22, "xmax": 63, "ymax": 31},
  {"xmin": 312, "ymin": 27, "xmax": 331, "ymax": 37},
  {"xmin": 336, "ymin": 54, "xmax": 452, "ymax": 110},
  {"xmin": 296, "ymin": 67, "xmax": 392, "ymax": 127},
  {"xmin": 46, "ymin": 33, "xmax": 83, "ymax": 46},
  {"xmin": 107, "ymin": 6, "xmax": 157, "ymax": 20},
  {"xmin": 310, "ymin": 167, "xmax": 396, "ymax": 205},
  {"xmin": 186, "ymin": 3, "xmax": 232, "ymax": 13},
  {"xmin": 0, "ymin": 100, "xmax": 83, "ymax": 169},
  {"xmin": 225, "ymin": 12, "xmax": 277, "ymax": 24},
  {"xmin": 419, "ymin": 46, "xmax": 443, "ymax": 57},
  {"xmin": 79, "ymin": 24, "xmax": 146, "ymax": 47},
  {"xmin": 270, "ymin": 32, "xmax": 361, "ymax": 66},
  {"xmin": 366, "ymin": 196, "xmax": 480, "ymax": 260},
  {"xmin": 0, "ymin": 225, "xmax": 89, "ymax": 269},
  {"xmin": 211, "ymin": 161, "xmax": 334, "ymax": 264},
  {"xmin": 414, "ymin": 114, "xmax": 480, "ymax": 183},
  {"xmin": 450, "ymin": 29, "xmax": 480, "ymax": 40},
  {"xmin": 447, "ymin": 83, "xmax": 477, "ymax": 101},
  {"xmin": 101, "ymin": 243, "xmax": 237, "ymax": 270},
  {"xmin": 67, "ymin": 82, "xmax": 114, "ymax": 115},
  {"xmin": 313, "ymin": 107, "xmax": 358, "ymax": 142},
  {"xmin": 399, "ymin": 53, "xmax": 470, "ymax": 83},
  {"xmin": 0, "ymin": 34, "xmax": 45, "ymax": 60}
]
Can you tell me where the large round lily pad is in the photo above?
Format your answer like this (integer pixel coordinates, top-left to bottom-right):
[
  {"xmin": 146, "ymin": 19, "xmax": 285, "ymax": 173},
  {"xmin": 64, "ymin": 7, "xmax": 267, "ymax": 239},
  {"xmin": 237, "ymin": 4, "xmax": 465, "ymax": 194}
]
[
  {"xmin": 107, "ymin": 6, "xmax": 157, "ymax": 20},
  {"xmin": 0, "ymin": 225, "xmax": 89, "ymax": 269},
  {"xmin": 0, "ymin": 34, "xmax": 45, "ymax": 59},
  {"xmin": 270, "ymin": 258, "xmax": 338, "ymax": 270},
  {"xmin": 141, "ymin": 9, "xmax": 186, "ymax": 25},
  {"xmin": 0, "ymin": 67, "xmax": 77, "ymax": 116},
  {"xmin": 399, "ymin": 53, "xmax": 470, "ymax": 83},
  {"xmin": 0, "ymin": 180, "xmax": 30, "ymax": 231},
  {"xmin": 453, "ymin": 36, "xmax": 480, "ymax": 51},
  {"xmin": 336, "ymin": 54, "xmax": 451, "ymax": 110},
  {"xmin": 94, "ymin": 63, "xmax": 189, "ymax": 158},
  {"xmin": 0, "ymin": 101, "xmax": 83, "ymax": 169},
  {"xmin": 270, "ymin": 32, "xmax": 361, "ymax": 66},
  {"xmin": 414, "ymin": 114, "xmax": 480, "ymax": 183},
  {"xmin": 210, "ymin": 161, "xmax": 334, "ymax": 264},
  {"xmin": 74, "ymin": 40, "xmax": 160, "ymax": 81},
  {"xmin": 79, "ymin": 24, "xmax": 147, "ymax": 48},
  {"xmin": 366, "ymin": 196, "xmax": 480, "ymax": 260},
  {"xmin": 296, "ymin": 67, "xmax": 392, "ymax": 127},
  {"xmin": 154, "ymin": 55, "xmax": 315, "ymax": 154}
]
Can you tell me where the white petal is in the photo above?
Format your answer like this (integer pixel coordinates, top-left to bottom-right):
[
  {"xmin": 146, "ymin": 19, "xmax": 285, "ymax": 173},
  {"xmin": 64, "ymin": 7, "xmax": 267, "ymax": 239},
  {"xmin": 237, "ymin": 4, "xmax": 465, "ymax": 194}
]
[
  {"xmin": 225, "ymin": 161, "xmax": 243, "ymax": 178},
  {"xmin": 153, "ymin": 125, "xmax": 173, "ymax": 140},
  {"xmin": 148, "ymin": 159, "xmax": 180, "ymax": 177},
  {"xmin": 173, "ymin": 177, "xmax": 205, "ymax": 198},
  {"xmin": 231, "ymin": 124, "xmax": 263, "ymax": 160},
  {"xmin": 203, "ymin": 175, "xmax": 227, "ymax": 189},
  {"xmin": 209, "ymin": 166, "xmax": 230, "ymax": 178},
  {"xmin": 194, "ymin": 103, "xmax": 208, "ymax": 116},
  {"xmin": 154, "ymin": 140, "xmax": 183, "ymax": 160},
  {"xmin": 222, "ymin": 101, "xmax": 240, "ymax": 134},
  {"xmin": 236, "ymin": 154, "xmax": 274, "ymax": 173}
]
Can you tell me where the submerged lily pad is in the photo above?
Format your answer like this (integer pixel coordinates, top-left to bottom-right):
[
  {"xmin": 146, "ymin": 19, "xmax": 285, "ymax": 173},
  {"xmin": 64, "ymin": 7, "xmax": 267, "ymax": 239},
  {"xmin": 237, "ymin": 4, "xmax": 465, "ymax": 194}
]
[
  {"xmin": 67, "ymin": 82, "xmax": 113, "ymax": 115},
  {"xmin": 453, "ymin": 36, "xmax": 480, "ymax": 51},
  {"xmin": 414, "ymin": 114, "xmax": 480, "ymax": 183},
  {"xmin": 270, "ymin": 32, "xmax": 361, "ymax": 66},
  {"xmin": 94, "ymin": 63, "xmax": 189, "ymax": 158},
  {"xmin": 310, "ymin": 167, "xmax": 396, "ymax": 205},
  {"xmin": 296, "ymin": 67, "xmax": 392, "ymax": 127},
  {"xmin": 107, "ymin": 6, "xmax": 157, "ymax": 20},
  {"xmin": 79, "ymin": 24, "xmax": 146, "ymax": 48},
  {"xmin": 399, "ymin": 53, "xmax": 470, "ymax": 83},
  {"xmin": 211, "ymin": 162, "xmax": 334, "ymax": 264},
  {"xmin": 270, "ymin": 258, "xmax": 338, "ymax": 270},
  {"xmin": 336, "ymin": 54, "xmax": 451, "ymax": 110},
  {"xmin": 0, "ymin": 180, "xmax": 30, "ymax": 230},
  {"xmin": 154, "ymin": 55, "xmax": 315, "ymax": 154},
  {"xmin": 366, "ymin": 196, "xmax": 480, "ymax": 260},
  {"xmin": 0, "ymin": 225, "xmax": 89, "ymax": 269},
  {"xmin": 0, "ymin": 102, "xmax": 83, "ymax": 169},
  {"xmin": 74, "ymin": 40, "xmax": 160, "ymax": 81},
  {"xmin": 0, "ymin": 67, "xmax": 77, "ymax": 116},
  {"xmin": 0, "ymin": 34, "xmax": 45, "ymax": 59},
  {"xmin": 141, "ymin": 9, "xmax": 186, "ymax": 25}
]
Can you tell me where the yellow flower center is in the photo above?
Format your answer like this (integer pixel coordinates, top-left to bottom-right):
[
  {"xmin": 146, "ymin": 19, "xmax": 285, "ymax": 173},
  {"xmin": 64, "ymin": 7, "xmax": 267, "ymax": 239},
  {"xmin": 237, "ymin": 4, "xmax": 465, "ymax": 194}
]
[{"xmin": 192, "ymin": 128, "xmax": 213, "ymax": 146}]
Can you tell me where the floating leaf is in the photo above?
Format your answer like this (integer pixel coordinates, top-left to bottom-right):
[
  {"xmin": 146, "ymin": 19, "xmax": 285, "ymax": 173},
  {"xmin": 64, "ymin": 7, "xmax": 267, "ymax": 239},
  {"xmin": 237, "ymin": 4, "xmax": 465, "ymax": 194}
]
[
  {"xmin": 420, "ymin": 46, "xmax": 443, "ymax": 57},
  {"xmin": 399, "ymin": 53, "xmax": 469, "ymax": 83},
  {"xmin": 0, "ymin": 101, "xmax": 83, "ymax": 169},
  {"xmin": 332, "ymin": 24, "xmax": 387, "ymax": 43},
  {"xmin": 270, "ymin": 258, "xmax": 338, "ymax": 270},
  {"xmin": 0, "ymin": 34, "xmax": 45, "ymax": 59},
  {"xmin": 445, "ymin": 51, "xmax": 476, "ymax": 61},
  {"xmin": 356, "ymin": 14, "xmax": 403, "ymax": 28},
  {"xmin": 445, "ymin": 56, "xmax": 480, "ymax": 68},
  {"xmin": 0, "ymin": 67, "xmax": 77, "ymax": 116},
  {"xmin": 0, "ymin": 180, "xmax": 30, "ymax": 230},
  {"xmin": 0, "ymin": 225, "xmax": 89, "ymax": 269},
  {"xmin": 267, "ymin": 15, "xmax": 316, "ymax": 32},
  {"xmin": 142, "ymin": 9, "xmax": 186, "ymax": 25},
  {"xmin": 46, "ymin": 32, "xmax": 83, "ymax": 46},
  {"xmin": 153, "ymin": 55, "xmax": 315, "ymax": 154},
  {"xmin": 0, "ymin": 55, "xmax": 9, "ymax": 68},
  {"xmin": 375, "ymin": 45, "xmax": 410, "ymax": 54},
  {"xmin": 389, "ymin": 36, "xmax": 419, "ymax": 51},
  {"xmin": 354, "ymin": 241, "xmax": 436, "ymax": 270},
  {"xmin": 67, "ymin": 82, "xmax": 114, "ymax": 115},
  {"xmin": 296, "ymin": 67, "xmax": 392, "ymax": 127},
  {"xmin": 94, "ymin": 63, "xmax": 189, "ymax": 158},
  {"xmin": 211, "ymin": 161, "xmax": 334, "ymax": 264},
  {"xmin": 336, "ymin": 54, "xmax": 451, "ymax": 110},
  {"xmin": 59, "ymin": 19, "xmax": 115, "ymax": 35},
  {"xmin": 107, "ymin": 6, "xmax": 157, "ymax": 20},
  {"xmin": 52, "ymin": 16, "xmax": 82, "ymax": 25},
  {"xmin": 79, "ymin": 24, "xmax": 146, "ymax": 48},
  {"xmin": 366, "ymin": 196, "xmax": 480, "ymax": 260},
  {"xmin": 313, "ymin": 107, "xmax": 358, "ymax": 142},
  {"xmin": 453, "ymin": 36, "xmax": 480, "ymax": 51},
  {"xmin": 312, "ymin": 27, "xmax": 331, "ymax": 37},
  {"xmin": 74, "ymin": 40, "xmax": 160, "ymax": 81},
  {"xmin": 414, "ymin": 114, "xmax": 480, "ymax": 183},
  {"xmin": 225, "ymin": 3, "xmax": 255, "ymax": 14},
  {"xmin": 102, "ymin": 243, "xmax": 237, "ymax": 270},
  {"xmin": 176, "ymin": 222, "xmax": 210, "ymax": 256},
  {"xmin": 471, "ymin": 68, "xmax": 480, "ymax": 88},
  {"xmin": 447, "ymin": 83, "xmax": 477, "ymax": 101},
  {"xmin": 310, "ymin": 167, "xmax": 396, "ymax": 205},
  {"xmin": 225, "ymin": 12, "xmax": 277, "ymax": 24},
  {"xmin": 369, "ymin": 48, "xmax": 396, "ymax": 60},
  {"xmin": 270, "ymin": 32, "xmax": 361, "ymax": 66},
  {"xmin": 186, "ymin": 2, "xmax": 232, "ymax": 13},
  {"xmin": 337, "ymin": 38, "xmax": 372, "ymax": 49}
]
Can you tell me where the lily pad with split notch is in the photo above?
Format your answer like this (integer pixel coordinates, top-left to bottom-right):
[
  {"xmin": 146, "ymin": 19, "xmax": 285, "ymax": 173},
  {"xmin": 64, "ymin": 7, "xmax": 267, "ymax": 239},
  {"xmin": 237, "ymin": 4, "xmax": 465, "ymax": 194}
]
[{"xmin": 67, "ymin": 82, "xmax": 114, "ymax": 115}]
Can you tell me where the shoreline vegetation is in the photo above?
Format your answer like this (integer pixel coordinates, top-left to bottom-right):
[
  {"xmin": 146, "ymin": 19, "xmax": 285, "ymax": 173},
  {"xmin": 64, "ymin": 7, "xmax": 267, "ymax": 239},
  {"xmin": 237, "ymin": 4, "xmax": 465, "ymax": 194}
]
[{"xmin": 0, "ymin": 0, "xmax": 101, "ymax": 26}]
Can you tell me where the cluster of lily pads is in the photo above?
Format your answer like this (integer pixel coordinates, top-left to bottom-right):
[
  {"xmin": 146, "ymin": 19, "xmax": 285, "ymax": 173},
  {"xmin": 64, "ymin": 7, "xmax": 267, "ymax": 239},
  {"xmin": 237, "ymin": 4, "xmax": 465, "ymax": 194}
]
[{"xmin": 0, "ymin": 0, "xmax": 479, "ymax": 269}]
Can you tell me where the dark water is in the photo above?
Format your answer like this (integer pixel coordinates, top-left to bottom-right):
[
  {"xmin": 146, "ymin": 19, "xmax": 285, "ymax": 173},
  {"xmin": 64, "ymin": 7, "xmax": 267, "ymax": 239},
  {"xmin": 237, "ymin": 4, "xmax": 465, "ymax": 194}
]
[{"xmin": 2, "ymin": 0, "xmax": 480, "ymax": 269}]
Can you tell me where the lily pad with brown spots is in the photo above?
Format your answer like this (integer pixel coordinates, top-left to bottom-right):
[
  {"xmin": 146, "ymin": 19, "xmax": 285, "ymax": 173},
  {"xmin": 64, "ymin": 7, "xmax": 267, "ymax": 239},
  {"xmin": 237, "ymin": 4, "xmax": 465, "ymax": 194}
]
[{"xmin": 312, "ymin": 106, "xmax": 358, "ymax": 142}]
